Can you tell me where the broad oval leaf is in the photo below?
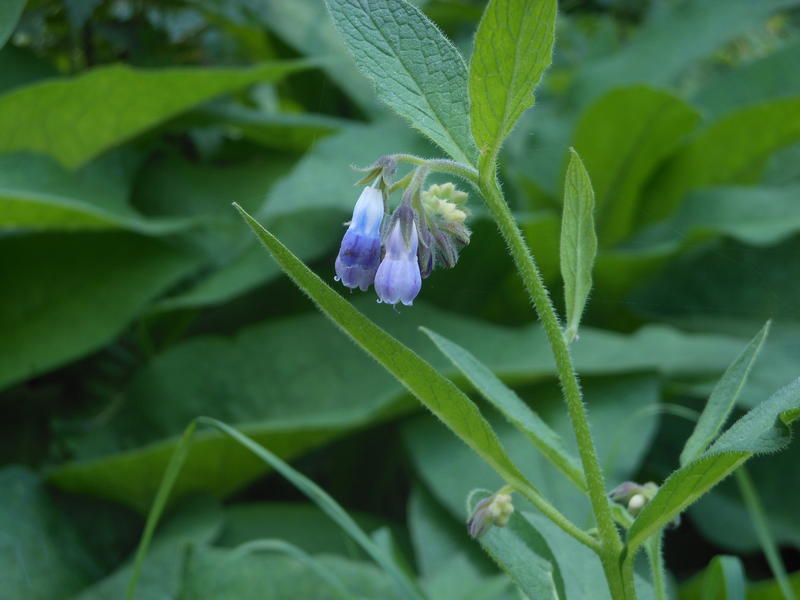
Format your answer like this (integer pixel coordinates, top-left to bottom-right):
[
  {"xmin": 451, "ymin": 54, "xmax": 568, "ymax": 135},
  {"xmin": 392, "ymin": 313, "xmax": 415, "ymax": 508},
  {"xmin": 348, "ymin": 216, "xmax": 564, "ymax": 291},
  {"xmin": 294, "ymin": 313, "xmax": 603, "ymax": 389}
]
[
  {"xmin": 0, "ymin": 232, "xmax": 199, "ymax": 390},
  {"xmin": 627, "ymin": 377, "xmax": 800, "ymax": 552},
  {"xmin": 469, "ymin": 0, "xmax": 557, "ymax": 160},
  {"xmin": 0, "ymin": 60, "xmax": 311, "ymax": 168},
  {"xmin": 422, "ymin": 327, "xmax": 586, "ymax": 491},
  {"xmin": 560, "ymin": 148, "xmax": 597, "ymax": 343},
  {"xmin": 680, "ymin": 321, "xmax": 770, "ymax": 466},
  {"xmin": 642, "ymin": 96, "xmax": 800, "ymax": 224},
  {"xmin": 325, "ymin": 0, "xmax": 477, "ymax": 165}
]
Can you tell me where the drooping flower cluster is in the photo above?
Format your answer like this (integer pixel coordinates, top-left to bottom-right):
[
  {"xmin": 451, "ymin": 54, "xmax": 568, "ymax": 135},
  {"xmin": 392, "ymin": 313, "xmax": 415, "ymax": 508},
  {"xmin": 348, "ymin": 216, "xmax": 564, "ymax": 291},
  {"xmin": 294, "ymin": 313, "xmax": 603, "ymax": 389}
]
[{"xmin": 334, "ymin": 162, "xmax": 471, "ymax": 306}]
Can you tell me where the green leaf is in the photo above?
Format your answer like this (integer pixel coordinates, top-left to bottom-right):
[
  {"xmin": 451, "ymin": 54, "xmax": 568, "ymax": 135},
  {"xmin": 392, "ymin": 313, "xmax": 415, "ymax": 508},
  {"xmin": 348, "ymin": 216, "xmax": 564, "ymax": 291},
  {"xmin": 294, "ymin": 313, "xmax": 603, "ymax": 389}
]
[
  {"xmin": 191, "ymin": 418, "xmax": 423, "ymax": 600},
  {"xmin": 0, "ymin": 60, "xmax": 311, "ymax": 168},
  {"xmin": 220, "ymin": 502, "xmax": 391, "ymax": 559},
  {"xmin": 234, "ymin": 203, "xmax": 533, "ymax": 497},
  {"xmin": 49, "ymin": 302, "xmax": 741, "ymax": 512},
  {"xmin": 0, "ymin": 0, "xmax": 25, "ymax": 50},
  {"xmin": 0, "ymin": 466, "xmax": 97, "ymax": 599},
  {"xmin": 0, "ymin": 232, "xmax": 199, "ymax": 390},
  {"xmin": 746, "ymin": 572, "xmax": 800, "ymax": 599},
  {"xmin": 197, "ymin": 103, "xmax": 348, "ymax": 151},
  {"xmin": 571, "ymin": 0, "xmax": 799, "ymax": 105},
  {"xmin": 560, "ymin": 148, "xmax": 597, "ymax": 342},
  {"xmin": 202, "ymin": 0, "xmax": 381, "ymax": 113},
  {"xmin": 680, "ymin": 322, "xmax": 771, "ymax": 466},
  {"xmin": 571, "ymin": 86, "xmax": 700, "ymax": 245},
  {"xmin": 180, "ymin": 548, "xmax": 396, "ymax": 600},
  {"xmin": 74, "ymin": 497, "xmax": 223, "ymax": 600},
  {"xmin": 468, "ymin": 494, "xmax": 563, "ymax": 600},
  {"xmin": 693, "ymin": 41, "xmax": 800, "ymax": 119},
  {"xmin": 0, "ymin": 152, "xmax": 196, "ymax": 233},
  {"xmin": 405, "ymin": 375, "xmax": 661, "ymax": 528},
  {"xmin": 408, "ymin": 486, "xmax": 493, "ymax": 578},
  {"xmin": 680, "ymin": 555, "xmax": 746, "ymax": 600},
  {"xmin": 734, "ymin": 468, "xmax": 797, "ymax": 600},
  {"xmin": 642, "ymin": 96, "xmax": 800, "ymax": 224},
  {"xmin": 468, "ymin": 0, "xmax": 556, "ymax": 159},
  {"xmin": 325, "ymin": 0, "xmax": 477, "ymax": 165},
  {"xmin": 627, "ymin": 377, "xmax": 800, "ymax": 552},
  {"xmin": 422, "ymin": 327, "xmax": 585, "ymax": 491},
  {"xmin": 636, "ymin": 184, "xmax": 800, "ymax": 248}
]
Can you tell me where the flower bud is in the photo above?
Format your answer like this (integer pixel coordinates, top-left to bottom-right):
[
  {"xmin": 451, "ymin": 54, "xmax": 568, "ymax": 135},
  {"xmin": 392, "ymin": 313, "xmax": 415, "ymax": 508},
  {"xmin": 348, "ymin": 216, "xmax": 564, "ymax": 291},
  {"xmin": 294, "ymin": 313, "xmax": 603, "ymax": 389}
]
[
  {"xmin": 627, "ymin": 493, "xmax": 646, "ymax": 516},
  {"xmin": 335, "ymin": 186, "xmax": 384, "ymax": 291},
  {"xmin": 467, "ymin": 492, "xmax": 514, "ymax": 538},
  {"xmin": 374, "ymin": 205, "xmax": 422, "ymax": 306}
]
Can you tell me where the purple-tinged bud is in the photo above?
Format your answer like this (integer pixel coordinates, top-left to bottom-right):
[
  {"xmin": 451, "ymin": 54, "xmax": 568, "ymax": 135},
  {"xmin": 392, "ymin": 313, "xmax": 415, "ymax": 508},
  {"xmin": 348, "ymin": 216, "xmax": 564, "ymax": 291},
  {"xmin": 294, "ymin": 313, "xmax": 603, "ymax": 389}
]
[
  {"xmin": 335, "ymin": 187, "xmax": 384, "ymax": 291},
  {"xmin": 374, "ymin": 205, "xmax": 422, "ymax": 306},
  {"xmin": 467, "ymin": 492, "xmax": 514, "ymax": 538}
]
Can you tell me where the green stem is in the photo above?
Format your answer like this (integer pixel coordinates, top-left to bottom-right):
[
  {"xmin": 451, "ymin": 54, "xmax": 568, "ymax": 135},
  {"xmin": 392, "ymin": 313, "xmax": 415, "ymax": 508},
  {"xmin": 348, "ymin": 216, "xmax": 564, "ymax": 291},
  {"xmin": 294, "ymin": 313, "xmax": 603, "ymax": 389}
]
[
  {"xmin": 512, "ymin": 482, "xmax": 601, "ymax": 552},
  {"xmin": 646, "ymin": 532, "xmax": 668, "ymax": 600},
  {"xmin": 389, "ymin": 154, "xmax": 479, "ymax": 186},
  {"xmin": 478, "ymin": 166, "xmax": 625, "ymax": 592},
  {"xmin": 736, "ymin": 467, "xmax": 796, "ymax": 600}
]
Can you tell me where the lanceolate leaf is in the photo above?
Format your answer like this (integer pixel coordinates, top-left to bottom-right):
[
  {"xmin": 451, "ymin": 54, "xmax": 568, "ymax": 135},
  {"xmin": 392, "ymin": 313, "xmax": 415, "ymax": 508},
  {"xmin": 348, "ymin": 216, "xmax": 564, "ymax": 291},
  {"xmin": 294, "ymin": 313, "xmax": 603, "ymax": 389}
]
[
  {"xmin": 560, "ymin": 148, "xmax": 597, "ymax": 342},
  {"xmin": 234, "ymin": 203, "xmax": 538, "ymax": 502},
  {"xmin": 0, "ymin": 60, "xmax": 312, "ymax": 168},
  {"xmin": 422, "ymin": 328, "xmax": 586, "ymax": 491},
  {"xmin": 680, "ymin": 321, "xmax": 770, "ymax": 466},
  {"xmin": 469, "ymin": 0, "xmax": 557, "ymax": 160},
  {"xmin": 325, "ymin": 0, "xmax": 477, "ymax": 165},
  {"xmin": 627, "ymin": 377, "xmax": 800, "ymax": 552}
]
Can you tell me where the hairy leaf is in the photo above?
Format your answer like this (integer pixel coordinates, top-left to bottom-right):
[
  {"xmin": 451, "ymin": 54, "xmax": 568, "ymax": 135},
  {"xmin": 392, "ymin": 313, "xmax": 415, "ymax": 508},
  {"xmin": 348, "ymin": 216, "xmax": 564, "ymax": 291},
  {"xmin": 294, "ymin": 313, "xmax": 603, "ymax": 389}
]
[
  {"xmin": 469, "ymin": 0, "xmax": 556, "ymax": 159},
  {"xmin": 560, "ymin": 148, "xmax": 597, "ymax": 342},
  {"xmin": 680, "ymin": 322, "xmax": 770, "ymax": 465},
  {"xmin": 423, "ymin": 328, "xmax": 585, "ymax": 491},
  {"xmin": 627, "ymin": 378, "xmax": 800, "ymax": 552},
  {"xmin": 326, "ymin": 0, "xmax": 477, "ymax": 164}
]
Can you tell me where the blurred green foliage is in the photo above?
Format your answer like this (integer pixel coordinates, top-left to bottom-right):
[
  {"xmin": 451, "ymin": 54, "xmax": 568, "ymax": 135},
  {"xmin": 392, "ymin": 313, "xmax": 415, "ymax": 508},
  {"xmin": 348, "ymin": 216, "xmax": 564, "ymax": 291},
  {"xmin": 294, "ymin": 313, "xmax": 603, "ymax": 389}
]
[{"xmin": 1, "ymin": 0, "xmax": 800, "ymax": 598}]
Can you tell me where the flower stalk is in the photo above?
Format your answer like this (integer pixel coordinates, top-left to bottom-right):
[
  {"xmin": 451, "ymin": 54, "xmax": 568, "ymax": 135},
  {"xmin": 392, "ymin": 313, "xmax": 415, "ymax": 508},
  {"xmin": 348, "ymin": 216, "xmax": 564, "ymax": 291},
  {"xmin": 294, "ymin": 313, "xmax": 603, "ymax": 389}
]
[{"xmin": 477, "ymin": 162, "xmax": 628, "ymax": 598}]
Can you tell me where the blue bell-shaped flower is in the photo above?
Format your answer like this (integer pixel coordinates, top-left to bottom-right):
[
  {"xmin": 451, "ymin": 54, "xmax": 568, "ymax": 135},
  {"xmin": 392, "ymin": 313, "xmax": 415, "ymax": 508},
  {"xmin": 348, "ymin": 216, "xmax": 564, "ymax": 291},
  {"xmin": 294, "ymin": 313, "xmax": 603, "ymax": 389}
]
[
  {"xmin": 374, "ymin": 205, "xmax": 422, "ymax": 306},
  {"xmin": 335, "ymin": 186, "xmax": 385, "ymax": 291}
]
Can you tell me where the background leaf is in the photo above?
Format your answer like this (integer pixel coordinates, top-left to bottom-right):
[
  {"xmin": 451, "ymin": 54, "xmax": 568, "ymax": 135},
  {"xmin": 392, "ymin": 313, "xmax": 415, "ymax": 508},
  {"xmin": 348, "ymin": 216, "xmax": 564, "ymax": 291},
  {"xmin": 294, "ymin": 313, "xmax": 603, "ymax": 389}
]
[
  {"xmin": 0, "ymin": 61, "xmax": 311, "ymax": 168},
  {"xmin": 0, "ymin": 232, "xmax": 199, "ymax": 390}
]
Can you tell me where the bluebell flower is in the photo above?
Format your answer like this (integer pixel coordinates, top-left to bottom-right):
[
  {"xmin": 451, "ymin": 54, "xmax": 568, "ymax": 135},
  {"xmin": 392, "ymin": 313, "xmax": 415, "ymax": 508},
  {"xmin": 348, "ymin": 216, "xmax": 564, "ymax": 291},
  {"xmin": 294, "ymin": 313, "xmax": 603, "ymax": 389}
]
[
  {"xmin": 335, "ymin": 186, "xmax": 384, "ymax": 291},
  {"xmin": 374, "ymin": 206, "xmax": 422, "ymax": 306}
]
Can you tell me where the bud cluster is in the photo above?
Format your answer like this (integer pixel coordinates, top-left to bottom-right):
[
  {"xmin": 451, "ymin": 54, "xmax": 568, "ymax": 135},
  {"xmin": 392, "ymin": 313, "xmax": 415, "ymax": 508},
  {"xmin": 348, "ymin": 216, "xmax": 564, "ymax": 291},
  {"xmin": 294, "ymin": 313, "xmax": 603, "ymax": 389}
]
[
  {"xmin": 608, "ymin": 481, "xmax": 658, "ymax": 517},
  {"xmin": 334, "ymin": 160, "xmax": 472, "ymax": 306},
  {"xmin": 467, "ymin": 491, "xmax": 514, "ymax": 538}
]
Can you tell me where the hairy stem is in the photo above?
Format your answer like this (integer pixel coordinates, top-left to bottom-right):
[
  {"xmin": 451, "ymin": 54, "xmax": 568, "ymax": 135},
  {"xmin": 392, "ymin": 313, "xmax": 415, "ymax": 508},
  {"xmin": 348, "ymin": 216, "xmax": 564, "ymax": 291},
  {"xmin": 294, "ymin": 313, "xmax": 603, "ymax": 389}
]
[
  {"xmin": 478, "ymin": 164, "xmax": 626, "ymax": 595},
  {"xmin": 646, "ymin": 532, "xmax": 668, "ymax": 600},
  {"xmin": 389, "ymin": 153, "xmax": 479, "ymax": 186}
]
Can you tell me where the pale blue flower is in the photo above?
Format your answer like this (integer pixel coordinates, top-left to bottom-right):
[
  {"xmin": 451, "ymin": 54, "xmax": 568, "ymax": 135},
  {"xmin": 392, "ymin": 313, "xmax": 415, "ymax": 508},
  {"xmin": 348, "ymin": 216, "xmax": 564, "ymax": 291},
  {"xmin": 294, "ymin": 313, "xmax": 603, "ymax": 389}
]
[
  {"xmin": 374, "ymin": 206, "xmax": 421, "ymax": 306},
  {"xmin": 335, "ymin": 186, "xmax": 384, "ymax": 291}
]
